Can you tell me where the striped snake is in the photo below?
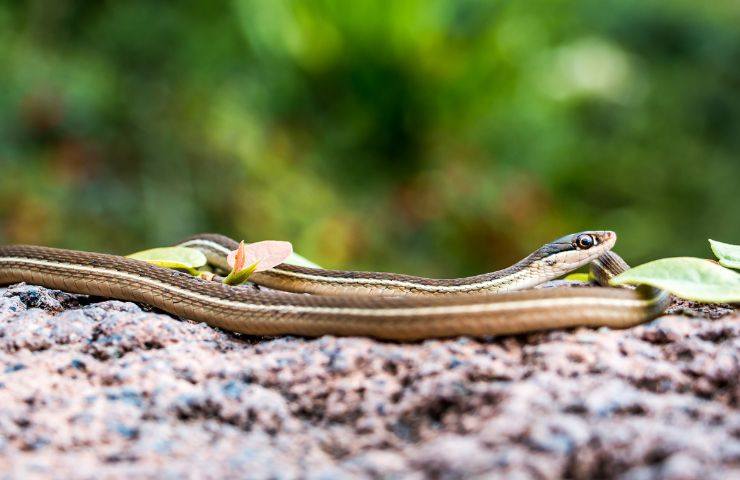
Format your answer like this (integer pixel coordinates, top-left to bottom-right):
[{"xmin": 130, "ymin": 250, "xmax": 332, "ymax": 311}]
[{"xmin": 0, "ymin": 231, "xmax": 669, "ymax": 340}]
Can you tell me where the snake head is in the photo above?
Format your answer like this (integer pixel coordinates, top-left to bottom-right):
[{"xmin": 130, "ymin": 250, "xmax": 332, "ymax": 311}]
[
  {"xmin": 560, "ymin": 231, "xmax": 616, "ymax": 254},
  {"xmin": 534, "ymin": 230, "xmax": 617, "ymax": 277}
]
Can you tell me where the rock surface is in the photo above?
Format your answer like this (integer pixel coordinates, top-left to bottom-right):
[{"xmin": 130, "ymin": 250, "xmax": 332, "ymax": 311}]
[{"xmin": 0, "ymin": 283, "xmax": 737, "ymax": 479}]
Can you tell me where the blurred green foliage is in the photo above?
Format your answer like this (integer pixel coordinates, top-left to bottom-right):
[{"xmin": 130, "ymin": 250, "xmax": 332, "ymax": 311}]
[{"xmin": 1, "ymin": 0, "xmax": 739, "ymax": 276}]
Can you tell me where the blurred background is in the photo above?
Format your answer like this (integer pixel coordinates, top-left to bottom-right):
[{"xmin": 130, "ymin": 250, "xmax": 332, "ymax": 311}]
[{"xmin": 1, "ymin": 0, "xmax": 738, "ymax": 276}]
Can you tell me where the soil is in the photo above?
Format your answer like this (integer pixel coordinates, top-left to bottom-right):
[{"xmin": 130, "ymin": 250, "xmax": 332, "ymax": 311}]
[{"xmin": 0, "ymin": 283, "xmax": 737, "ymax": 479}]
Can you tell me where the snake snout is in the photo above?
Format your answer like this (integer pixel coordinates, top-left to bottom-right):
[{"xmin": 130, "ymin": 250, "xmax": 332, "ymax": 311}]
[{"xmin": 598, "ymin": 231, "xmax": 617, "ymax": 250}]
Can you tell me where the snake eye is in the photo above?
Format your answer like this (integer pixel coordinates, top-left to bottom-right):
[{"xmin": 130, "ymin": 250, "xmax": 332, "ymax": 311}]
[{"xmin": 575, "ymin": 234, "xmax": 595, "ymax": 249}]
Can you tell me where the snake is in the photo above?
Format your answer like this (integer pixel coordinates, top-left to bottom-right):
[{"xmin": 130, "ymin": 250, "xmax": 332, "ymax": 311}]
[{"xmin": 0, "ymin": 231, "xmax": 669, "ymax": 340}]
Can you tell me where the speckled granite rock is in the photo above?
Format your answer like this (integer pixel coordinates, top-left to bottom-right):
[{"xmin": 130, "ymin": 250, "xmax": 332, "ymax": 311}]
[{"xmin": 0, "ymin": 283, "xmax": 737, "ymax": 479}]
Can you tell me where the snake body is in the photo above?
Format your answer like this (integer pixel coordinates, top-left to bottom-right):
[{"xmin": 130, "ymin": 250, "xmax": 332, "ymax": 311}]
[
  {"xmin": 179, "ymin": 231, "xmax": 617, "ymax": 297},
  {"xmin": 0, "ymin": 231, "xmax": 669, "ymax": 340}
]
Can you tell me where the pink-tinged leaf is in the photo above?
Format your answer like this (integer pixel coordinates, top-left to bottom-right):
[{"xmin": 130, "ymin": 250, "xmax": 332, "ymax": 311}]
[
  {"xmin": 225, "ymin": 240, "xmax": 293, "ymax": 284},
  {"xmin": 223, "ymin": 241, "xmax": 258, "ymax": 285},
  {"xmin": 227, "ymin": 240, "xmax": 293, "ymax": 273},
  {"xmin": 227, "ymin": 241, "xmax": 247, "ymax": 271},
  {"xmin": 245, "ymin": 240, "xmax": 293, "ymax": 272}
]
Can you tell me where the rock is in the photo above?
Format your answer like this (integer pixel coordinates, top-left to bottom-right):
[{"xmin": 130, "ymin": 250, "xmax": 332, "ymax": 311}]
[{"xmin": 0, "ymin": 283, "xmax": 737, "ymax": 478}]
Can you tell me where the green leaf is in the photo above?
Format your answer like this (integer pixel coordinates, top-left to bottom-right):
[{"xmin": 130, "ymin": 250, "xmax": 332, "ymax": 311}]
[
  {"xmin": 610, "ymin": 257, "xmax": 740, "ymax": 303},
  {"xmin": 127, "ymin": 247, "xmax": 207, "ymax": 276},
  {"xmin": 564, "ymin": 273, "xmax": 590, "ymax": 282},
  {"xmin": 223, "ymin": 262, "xmax": 258, "ymax": 285},
  {"xmin": 284, "ymin": 252, "xmax": 322, "ymax": 269},
  {"xmin": 709, "ymin": 239, "xmax": 740, "ymax": 269}
]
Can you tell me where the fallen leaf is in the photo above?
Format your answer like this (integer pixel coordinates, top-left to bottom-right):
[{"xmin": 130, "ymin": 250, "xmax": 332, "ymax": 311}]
[
  {"xmin": 709, "ymin": 239, "xmax": 740, "ymax": 269},
  {"xmin": 610, "ymin": 257, "xmax": 740, "ymax": 303},
  {"xmin": 127, "ymin": 247, "xmax": 207, "ymax": 276},
  {"xmin": 284, "ymin": 252, "xmax": 322, "ymax": 269}
]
